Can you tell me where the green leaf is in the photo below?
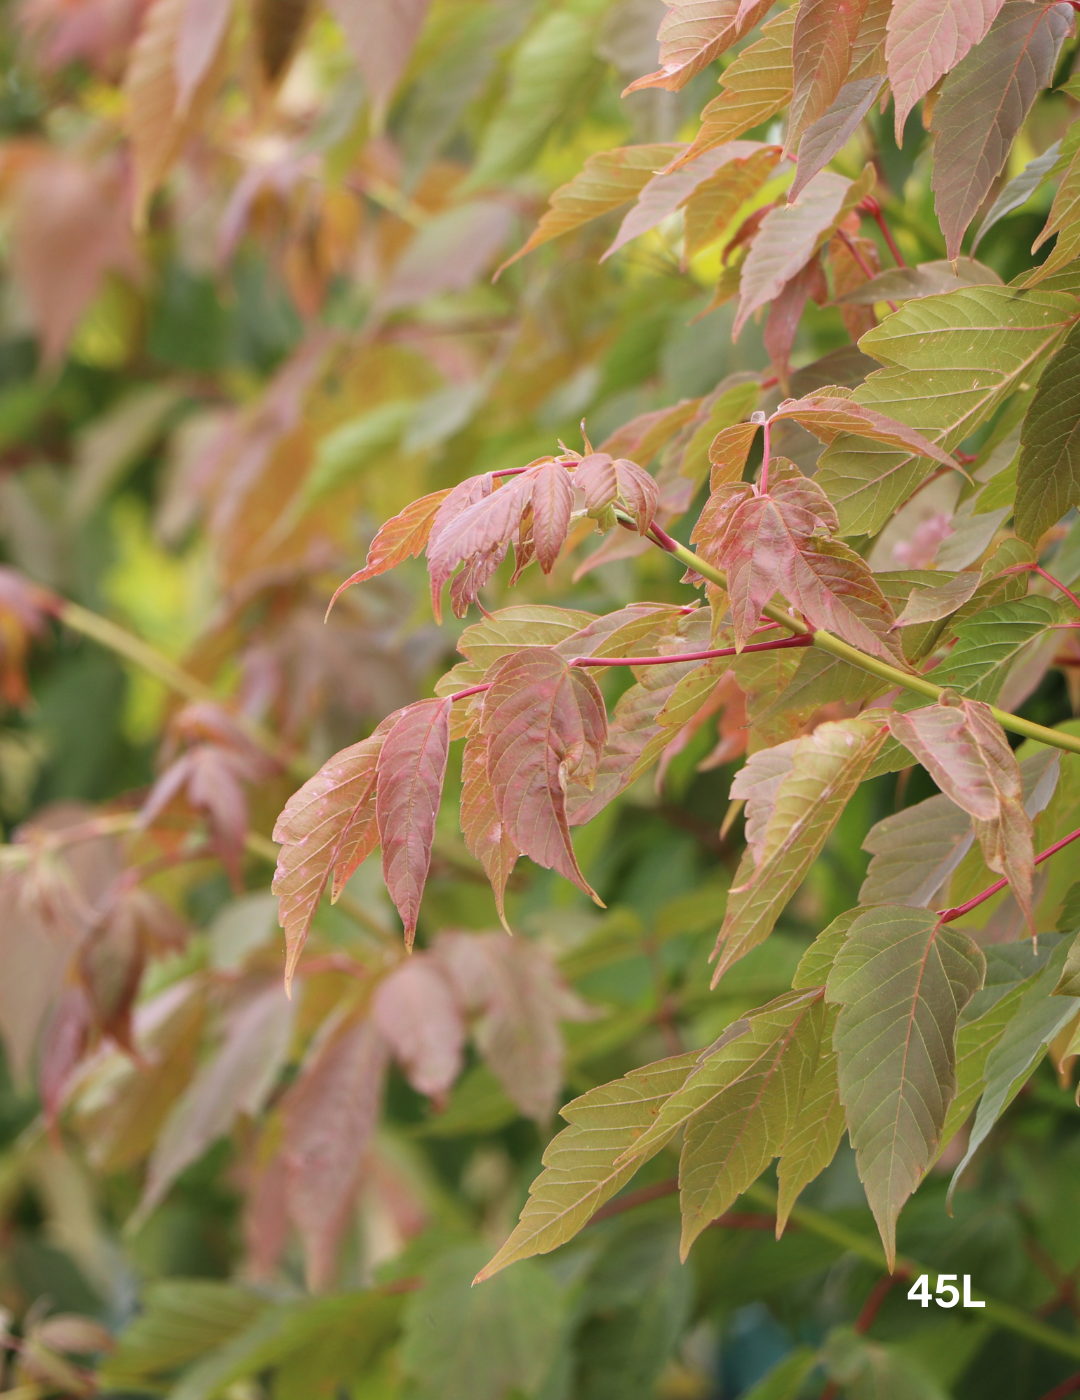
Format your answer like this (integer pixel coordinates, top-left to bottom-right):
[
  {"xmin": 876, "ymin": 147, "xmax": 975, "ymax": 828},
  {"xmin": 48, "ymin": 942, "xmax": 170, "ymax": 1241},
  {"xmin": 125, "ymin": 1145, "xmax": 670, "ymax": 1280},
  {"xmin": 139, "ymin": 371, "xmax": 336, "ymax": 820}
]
[
  {"xmin": 972, "ymin": 139, "xmax": 1062, "ymax": 252},
  {"xmin": 499, "ymin": 144, "xmax": 684, "ymax": 272},
  {"xmin": 677, "ymin": 992, "xmax": 827, "ymax": 1255},
  {"xmin": 740, "ymin": 1346, "xmax": 821, "ymax": 1400},
  {"xmin": 475, "ymin": 1051, "xmax": 699, "ymax": 1279},
  {"xmin": 930, "ymin": 2, "xmax": 1071, "ymax": 260},
  {"xmin": 1015, "ymin": 317, "xmax": 1080, "ymax": 543},
  {"xmin": 775, "ymin": 1004, "xmax": 846, "ymax": 1235},
  {"xmin": 860, "ymin": 791, "xmax": 973, "ymax": 909},
  {"xmin": 457, "ymin": 605, "xmax": 597, "ymax": 670},
  {"xmin": 167, "ymin": 1293, "xmax": 406, "ymax": 1400},
  {"xmin": 713, "ymin": 718, "xmax": 887, "ymax": 983},
  {"xmin": 824, "ymin": 1327, "xmax": 949, "ymax": 1400},
  {"xmin": 948, "ymin": 935, "xmax": 1078, "ymax": 1204},
  {"xmin": 303, "ymin": 400, "xmax": 414, "ymax": 506},
  {"xmin": 403, "ymin": 1243, "xmax": 564, "ymax": 1400},
  {"xmin": 826, "ymin": 907, "xmax": 985, "ymax": 1265},
  {"xmin": 412, "ymin": 1062, "xmax": 518, "ymax": 1138},
  {"xmin": 676, "ymin": 380, "xmax": 762, "ymax": 485},
  {"xmin": 99, "ymin": 1282, "xmax": 267, "ymax": 1389},
  {"xmin": 793, "ymin": 908, "xmax": 861, "ymax": 990},
  {"xmin": 467, "ymin": 11, "xmax": 596, "ymax": 189},
  {"xmin": 816, "ymin": 279, "xmax": 1080, "ymax": 535}
]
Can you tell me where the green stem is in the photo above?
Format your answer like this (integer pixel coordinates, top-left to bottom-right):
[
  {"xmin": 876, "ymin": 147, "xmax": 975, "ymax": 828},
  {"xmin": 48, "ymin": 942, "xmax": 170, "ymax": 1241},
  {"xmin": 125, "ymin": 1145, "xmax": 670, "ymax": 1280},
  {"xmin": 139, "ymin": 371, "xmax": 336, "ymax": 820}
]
[
  {"xmin": 653, "ymin": 532, "xmax": 1080, "ymax": 761},
  {"xmin": 58, "ymin": 601, "xmax": 307, "ymax": 779},
  {"xmin": 743, "ymin": 1183, "xmax": 1080, "ymax": 1363}
]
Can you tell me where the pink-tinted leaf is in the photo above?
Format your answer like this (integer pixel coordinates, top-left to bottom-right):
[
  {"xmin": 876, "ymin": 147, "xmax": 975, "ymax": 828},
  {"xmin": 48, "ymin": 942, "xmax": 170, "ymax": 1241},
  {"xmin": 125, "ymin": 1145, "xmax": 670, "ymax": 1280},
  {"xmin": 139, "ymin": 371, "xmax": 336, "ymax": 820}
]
[
  {"xmin": 175, "ymin": 0, "xmax": 232, "ymax": 113},
  {"xmin": 787, "ymin": 0, "xmax": 868, "ymax": 152},
  {"xmin": 931, "ymin": 2, "xmax": 1072, "ymax": 260},
  {"xmin": 791, "ymin": 75, "xmax": 884, "ymax": 200},
  {"xmin": 138, "ymin": 980, "xmax": 294, "ymax": 1220},
  {"xmin": 39, "ymin": 986, "xmax": 93, "ymax": 1126},
  {"xmin": 499, "ymin": 144, "xmax": 684, "ymax": 272},
  {"xmin": 573, "ymin": 453, "xmax": 619, "ymax": 513},
  {"xmin": 886, "ymin": 699, "xmax": 1036, "ymax": 929},
  {"xmin": 605, "ymin": 141, "xmax": 768, "ymax": 259},
  {"xmin": 772, "ymin": 396, "xmax": 957, "ymax": 466},
  {"xmin": 434, "ymin": 932, "xmax": 596, "ymax": 1122},
  {"xmin": 764, "ymin": 256, "xmax": 827, "ymax": 384},
  {"xmin": 326, "ymin": 488, "xmax": 452, "ymax": 613},
  {"xmin": 426, "ymin": 472, "xmax": 533, "ymax": 621},
  {"xmin": 886, "ymin": 0, "xmax": 1006, "ymax": 140},
  {"xmin": 325, "ymin": 0, "xmax": 431, "ymax": 116},
  {"xmin": 529, "ymin": 461, "xmax": 575, "ymax": 572},
  {"xmin": 708, "ymin": 421, "xmax": 761, "ymax": 488},
  {"xmin": 272, "ymin": 726, "xmax": 391, "ymax": 989},
  {"xmin": 624, "ymin": 0, "xmax": 773, "ymax": 94},
  {"xmin": 598, "ymin": 400, "xmax": 701, "ymax": 462},
  {"xmin": 281, "ymin": 1012, "xmax": 389, "ymax": 1289},
  {"xmin": 461, "ymin": 734, "xmax": 519, "ymax": 926},
  {"xmin": 733, "ymin": 169, "xmax": 867, "ymax": 338},
  {"xmin": 376, "ymin": 698, "xmax": 452, "ymax": 947},
  {"xmin": 480, "ymin": 649, "xmax": 606, "ymax": 901},
  {"xmin": 371, "ymin": 957, "xmax": 465, "ymax": 1100}
]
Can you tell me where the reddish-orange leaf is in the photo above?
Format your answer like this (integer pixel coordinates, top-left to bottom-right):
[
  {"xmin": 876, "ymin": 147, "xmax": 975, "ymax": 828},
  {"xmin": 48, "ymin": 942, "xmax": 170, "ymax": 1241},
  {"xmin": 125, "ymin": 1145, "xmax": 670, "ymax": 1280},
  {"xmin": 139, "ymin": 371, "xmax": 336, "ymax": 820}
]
[
  {"xmin": 375, "ymin": 697, "xmax": 452, "ymax": 947},
  {"xmin": 426, "ymin": 472, "xmax": 531, "ymax": 621},
  {"xmin": 886, "ymin": 699, "xmax": 1036, "ymax": 930},
  {"xmin": 272, "ymin": 725, "xmax": 391, "ymax": 990},
  {"xmin": 480, "ymin": 649, "xmax": 606, "ymax": 902},
  {"xmin": 614, "ymin": 459, "xmax": 659, "ymax": 534},
  {"xmin": 574, "ymin": 453, "xmax": 619, "ymax": 514},
  {"xmin": 772, "ymin": 396, "xmax": 956, "ymax": 465},
  {"xmin": 708, "ymin": 421, "xmax": 761, "ymax": 488},
  {"xmin": 326, "ymin": 488, "xmax": 452, "ymax": 615},
  {"xmin": 461, "ymin": 734, "xmax": 518, "ymax": 928},
  {"xmin": 281, "ymin": 1012, "xmax": 388, "ymax": 1290}
]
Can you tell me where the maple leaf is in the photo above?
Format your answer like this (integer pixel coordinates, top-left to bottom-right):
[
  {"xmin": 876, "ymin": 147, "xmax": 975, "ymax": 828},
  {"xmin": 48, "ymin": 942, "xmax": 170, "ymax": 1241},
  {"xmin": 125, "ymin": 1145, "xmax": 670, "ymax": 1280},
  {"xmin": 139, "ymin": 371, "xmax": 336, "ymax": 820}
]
[
  {"xmin": 624, "ymin": 0, "xmax": 773, "ymax": 94},
  {"xmin": 279, "ymin": 1010, "xmax": 389, "ymax": 1289},
  {"xmin": 375, "ymin": 698, "xmax": 452, "ymax": 947},
  {"xmin": 273, "ymin": 717, "xmax": 400, "ymax": 987},
  {"xmin": 886, "ymin": 0, "xmax": 1006, "ymax": 141},
  {"xmin": 886, "ymin": 699, "xmax": 1037, "ymax": 931},
  {"xmin": 573, "ymin": 453, "xmax": 658, "ymax": 533},
  {"xmin": 325, "ymin": 488, "xmax": 452, "ymax": 613},
  {"xmin": 787, "ymin": 0, "xmax": 868, "ymax": 153},
  {"xmin": 434, "ymin": 932, "xmax": 596, "ymax": 1122},
  {"xmin": 371, "ymin": 956, "xmax": 465, "ymax": 1101},
  {"xmin": 480, "ymin": 648, "xmax": 606, "ymax": 902},
  {"xmin": 460, "ymin": 734, "xmax": 519, "ymax": 927}
]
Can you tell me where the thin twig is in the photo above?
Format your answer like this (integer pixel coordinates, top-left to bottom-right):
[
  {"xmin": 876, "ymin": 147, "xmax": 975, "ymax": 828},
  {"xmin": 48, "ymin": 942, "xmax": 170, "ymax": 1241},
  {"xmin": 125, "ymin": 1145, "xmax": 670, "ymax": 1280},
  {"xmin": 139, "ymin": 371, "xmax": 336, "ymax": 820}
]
[
  {"xmin": 1038, "ymin": 1372, "xmax": 1080, "ymax": 1400},
  {"xmin": 837, "ymin": 227, "xmax": 898, "ymax": 313},
  {"xmin": 937, "ymin": 823, "xmax": 1080, "ymax": 923},
  {"xmin": 860, "ymin": 195, "xmax": 907, "ymax": 268}
]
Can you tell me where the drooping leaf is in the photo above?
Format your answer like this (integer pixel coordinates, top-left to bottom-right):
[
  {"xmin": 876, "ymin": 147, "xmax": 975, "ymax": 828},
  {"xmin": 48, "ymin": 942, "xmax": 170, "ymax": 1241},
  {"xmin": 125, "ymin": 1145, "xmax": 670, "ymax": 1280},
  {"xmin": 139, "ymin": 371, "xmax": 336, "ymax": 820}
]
[
  {"xmin": 272, "ymin": 725, "xmax": 390, "ymax": 989},
  {"xmin": 681, "ymin": 145, "xmax": 783, "ymax": 261},
  {"xmin": 787, "ymin": 0, "xmax": 868, "ymax": 153},
  {"xmin": 835, "ymin": 258, "xmax": 1002, "ymax": 305},
  {"xmin": 677, "ymin": 9, "xmax": 795, "ymax": 164},
  {"xmin": 480, "ymin": 648, "xmax": 606, "ymax": 901},
  {"xmin": 826, "ymin": 906, "xmax": 985, "ymax": 1265},
  {"xmin": 972, "ymin": 138, "xmax": 1061, "ymax": 251},
  {"xmin": 894, "ymin": 571, "xmax": 981, "ymax": 626},
  {"xmin": 435, "ymin": 930, "xmax": 596, "ymax": 1123},
  {"xmin": 138, "ymin": 982, "xmax": 294, "ymax": 1220},
  {"xmin": 1015, "ymin": 317, "xmax": 1080, "ymax": 543},
  {"xmin": 885, "ymin": 0, "xmax": 1005, "ymax": 139},
  {"xmin": 326, "ymin": 489, "xmax": 451, "ymax": 611},
  {"xmin": 816, "ymin": 278, "xmax": 1080, "ymax": 535},
  {"xmin": 375, "ymin": 697, "xmax": 452, "ymax": 946},
  {"xmin": 125, "ymin": 0, "xmax": 226, "ymax": 227},
  {"xmin": 371, "ymin": 957, "xmax": 465, "ymax": 1100},
  {"xmin": 460, "ymin": 735, "xmax": 519, "ymax": 925},
  {"xmin": 623, "ymin": 0, "xmax": 773, "ymax": 95},
  {"xmin": 775, "ymin": 1004, "xmax": 846, "ymax": 1235},
  {"xmin": 861, "ymin": 791, "xmax": 974, "ymax": 909},
  {"xmin": 280, "ymin": 1012, "xmax": 389, "ymax": 1289},
  {"xmin": 325, "ymin": 0, "xmax": 430, "ymax": 118},
  {"xmin": 404, "ymin": 1244, "xmax": 563, "ymax": 1400},
  {"xmin": 791, "ymin": 75, "xmax": 883, "ymax": 201},
  {"xmin": 606, "ymin": 142, "xmax": 770, "ymax": 260},
  {"xmin": 676, "ymin": 992, "xmax": 827, "ymax": 1254},
  {"xmin": 930, "ymin": 1, "xmax": 1072, "ymax": 260},
  {"xmin": 498, "ymin": 144, "xmax": 683, "ymax": 271},
  {"xmin": 948, "ymin": 937, "xmax": 1077, "ymax": 1204},
  {"xmin": 773, "ymin": 396, "xmax": 956, "ymax": 466},
  {"xmin": 886, "ymin": 700, "xmax": 1036, "ymax": 929},
  {"xmin": 475, "ymin": 1050, "xmax": 699, "ymax": 1279},
  {"xmin": 712, "ymin": 718, "xmax": 887, "ymax": 983}
]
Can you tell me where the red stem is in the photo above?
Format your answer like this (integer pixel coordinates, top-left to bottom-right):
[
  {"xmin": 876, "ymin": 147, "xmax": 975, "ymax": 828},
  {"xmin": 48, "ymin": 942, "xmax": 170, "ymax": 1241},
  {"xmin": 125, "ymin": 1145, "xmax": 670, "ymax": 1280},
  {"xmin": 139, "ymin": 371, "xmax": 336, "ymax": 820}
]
[
  {"xmin": 649, "ymin": 522, "xmax": 682, "ymax": 553},
  {"xmin": 998, "ymin": 564, "xmax": 1080, "ymax": 618},
  {"xmin": 938, "ymin": 823, "xmax": 1080, "ymax": 924},
  {"xmin": 449, "ymin": 682, "xmax": 491, "ymax": 701},
  {"xmin": 837, "ymin": 227, "xmax": 899, "ymax": 313},
  {"xmin": 860, "ymin": 195, "xmax": 907, "ymax": 268},
  {"xmin": 1038, "ymin": 1373, "xmax": 1080, "ymax": 1400},
  {"xmin": 570, "ymin": 635, "xmax": 813, "ymax": 669},
  {"xmin": 588, "ymin": 1177, "xmax": 778, "ymax": 1232}
]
